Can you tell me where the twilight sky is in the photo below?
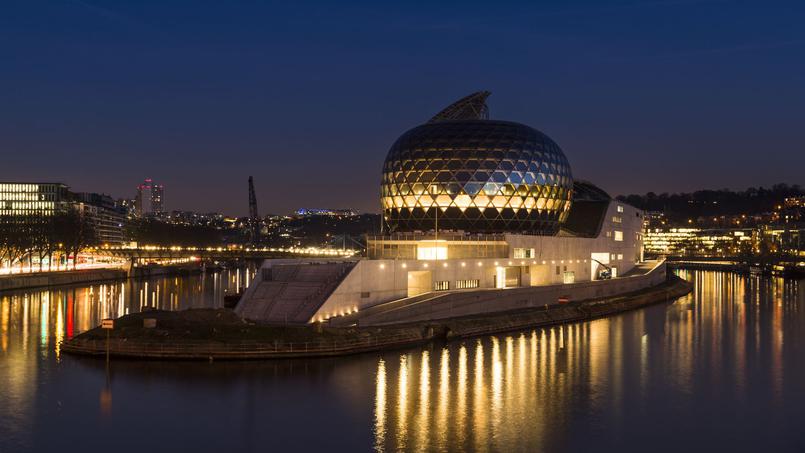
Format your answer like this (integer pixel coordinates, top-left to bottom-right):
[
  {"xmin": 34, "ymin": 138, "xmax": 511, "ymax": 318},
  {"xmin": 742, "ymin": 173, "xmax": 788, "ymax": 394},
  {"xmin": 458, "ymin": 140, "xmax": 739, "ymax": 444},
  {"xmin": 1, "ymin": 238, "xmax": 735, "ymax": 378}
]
[{"xmin": 2, "ymin": 0, "xmax": 804, "ymax": 216}]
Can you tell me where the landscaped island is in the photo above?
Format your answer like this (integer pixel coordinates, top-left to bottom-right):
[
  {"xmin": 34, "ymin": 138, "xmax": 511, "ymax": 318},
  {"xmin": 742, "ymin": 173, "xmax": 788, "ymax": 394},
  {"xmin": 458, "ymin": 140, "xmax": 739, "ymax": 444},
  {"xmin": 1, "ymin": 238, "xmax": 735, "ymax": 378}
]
[{"xmin": 63, "ymin": 274, "xmax": 692, "ymax": 360}]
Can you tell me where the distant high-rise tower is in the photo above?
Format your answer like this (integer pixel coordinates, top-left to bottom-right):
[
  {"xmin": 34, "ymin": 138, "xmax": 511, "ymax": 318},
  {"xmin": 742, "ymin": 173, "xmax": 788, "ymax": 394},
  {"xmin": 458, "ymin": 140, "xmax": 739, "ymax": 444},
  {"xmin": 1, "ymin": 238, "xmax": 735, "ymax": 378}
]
[
  {"xmin": 151, "ymin": 183, "xmax": 164, "ymax": 214},
  {"xmin": 135, "ymin": 178, "xmax": 165, "ymax": 216}
]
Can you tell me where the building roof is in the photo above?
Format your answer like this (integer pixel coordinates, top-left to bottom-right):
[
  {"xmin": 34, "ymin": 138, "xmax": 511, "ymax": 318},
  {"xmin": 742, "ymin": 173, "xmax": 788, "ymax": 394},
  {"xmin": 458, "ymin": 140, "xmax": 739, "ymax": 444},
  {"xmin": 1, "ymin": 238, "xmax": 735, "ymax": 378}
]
[{"xmin": 428, "ymin": 91, "xmax": 491, "ymax": 123}]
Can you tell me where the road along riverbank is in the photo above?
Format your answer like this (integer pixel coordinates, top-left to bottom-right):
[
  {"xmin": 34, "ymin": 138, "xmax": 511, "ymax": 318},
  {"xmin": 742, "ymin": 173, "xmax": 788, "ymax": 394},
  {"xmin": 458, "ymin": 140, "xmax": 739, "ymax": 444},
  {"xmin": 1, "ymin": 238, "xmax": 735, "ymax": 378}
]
[
  {"xmin": 0, "ymin": 269, "xmax": 127, "ymax": 292},
  {"xmin": 0, "ymin": 263, "xmax": 210, "ymax": 292},
  {"xmin": 63, "ymin": 275, "xmax": 692, "ymax": 360}
]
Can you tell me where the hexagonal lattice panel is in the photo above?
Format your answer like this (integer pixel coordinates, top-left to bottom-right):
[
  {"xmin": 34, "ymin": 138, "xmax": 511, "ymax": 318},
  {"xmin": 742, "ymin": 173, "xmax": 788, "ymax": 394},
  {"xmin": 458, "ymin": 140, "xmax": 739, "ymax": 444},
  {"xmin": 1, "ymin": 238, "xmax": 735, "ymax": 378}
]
[{"xmin": 381, "ymin": 120, "xmax": 573, "ymax": 234}]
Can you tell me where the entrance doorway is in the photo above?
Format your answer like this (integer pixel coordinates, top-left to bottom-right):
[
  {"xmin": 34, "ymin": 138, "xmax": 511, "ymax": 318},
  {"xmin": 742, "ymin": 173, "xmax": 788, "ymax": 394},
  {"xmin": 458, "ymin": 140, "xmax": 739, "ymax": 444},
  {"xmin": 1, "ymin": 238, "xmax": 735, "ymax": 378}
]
[
  {"xmin": 494, "ymin": 266, "xmax": 521, "ymax": 288},
  {"xmin": 407, "ymin": 271, "xmax": 432, "ymax": 297}
]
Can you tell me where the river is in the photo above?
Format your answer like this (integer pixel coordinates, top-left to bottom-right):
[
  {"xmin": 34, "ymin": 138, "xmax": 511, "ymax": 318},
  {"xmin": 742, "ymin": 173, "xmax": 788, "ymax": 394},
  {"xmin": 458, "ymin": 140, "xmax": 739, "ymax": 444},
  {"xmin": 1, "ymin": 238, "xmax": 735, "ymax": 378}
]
[{"xmin": 0, "ymin": 269, "xmax": 803, "ymax": 452}]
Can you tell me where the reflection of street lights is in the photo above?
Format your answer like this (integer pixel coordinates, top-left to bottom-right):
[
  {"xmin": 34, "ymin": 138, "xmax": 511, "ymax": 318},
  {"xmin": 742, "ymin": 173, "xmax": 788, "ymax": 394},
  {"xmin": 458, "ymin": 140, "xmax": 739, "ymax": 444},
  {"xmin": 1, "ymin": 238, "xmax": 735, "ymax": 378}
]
[{"xmin": 100, "ymin": 318, "xmax": 115, "ymax": 417}]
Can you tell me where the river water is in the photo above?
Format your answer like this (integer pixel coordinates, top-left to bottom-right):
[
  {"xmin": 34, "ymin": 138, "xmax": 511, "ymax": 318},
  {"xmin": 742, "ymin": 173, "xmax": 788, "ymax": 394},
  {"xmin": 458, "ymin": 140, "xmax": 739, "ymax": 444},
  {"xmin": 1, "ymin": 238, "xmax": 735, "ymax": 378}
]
[{"xmin": 0, "ymin": 269, "xmax": 803, "ymax": 452}]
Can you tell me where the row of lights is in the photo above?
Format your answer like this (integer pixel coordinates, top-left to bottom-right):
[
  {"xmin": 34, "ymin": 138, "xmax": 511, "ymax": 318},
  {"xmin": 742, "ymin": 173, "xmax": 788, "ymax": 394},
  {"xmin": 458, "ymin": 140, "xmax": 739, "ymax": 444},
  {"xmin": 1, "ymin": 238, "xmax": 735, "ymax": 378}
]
[
  {"xmin": 317, "ymin": 305, "xmax": 359, "ymax": 323},
  {"xmin": 379, "ymin": 259, "xmax": 588, "ymax": 270}
]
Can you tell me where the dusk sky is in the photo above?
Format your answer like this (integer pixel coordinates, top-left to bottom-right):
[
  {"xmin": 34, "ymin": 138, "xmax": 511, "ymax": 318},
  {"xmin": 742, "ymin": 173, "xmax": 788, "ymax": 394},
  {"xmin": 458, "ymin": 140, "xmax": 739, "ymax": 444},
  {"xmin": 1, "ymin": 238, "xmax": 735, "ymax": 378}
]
[{"xmin": 2, "ymin": 0, "xmax": 804, "ymax": 216}]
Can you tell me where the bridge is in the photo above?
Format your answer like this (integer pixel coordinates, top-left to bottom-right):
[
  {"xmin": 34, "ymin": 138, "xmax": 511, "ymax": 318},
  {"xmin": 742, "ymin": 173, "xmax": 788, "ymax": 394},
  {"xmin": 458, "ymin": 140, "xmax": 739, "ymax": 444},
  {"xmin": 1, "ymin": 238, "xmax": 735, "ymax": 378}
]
[{"xmin": 86, "ymin": 245, "xmax": 360, "ymax": 264}]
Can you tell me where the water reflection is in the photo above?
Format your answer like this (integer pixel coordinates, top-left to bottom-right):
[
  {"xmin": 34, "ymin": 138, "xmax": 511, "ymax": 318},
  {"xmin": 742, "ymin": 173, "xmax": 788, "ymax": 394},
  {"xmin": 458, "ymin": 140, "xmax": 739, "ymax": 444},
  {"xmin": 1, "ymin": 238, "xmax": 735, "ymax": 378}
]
[
  {"xmin": 0, "ymin": 270, "xmax": 803, "ymax": 452},
  {"xmin": 370, "ymin": 271, "xmax": 803, "ymax": 452},
  {"xmin": 0, "ymin": 267, "xmax": 255, "ymax": 356},
  {"xmin": 0, "ymin": 266, "xmax": 255, "ymax": 450}
]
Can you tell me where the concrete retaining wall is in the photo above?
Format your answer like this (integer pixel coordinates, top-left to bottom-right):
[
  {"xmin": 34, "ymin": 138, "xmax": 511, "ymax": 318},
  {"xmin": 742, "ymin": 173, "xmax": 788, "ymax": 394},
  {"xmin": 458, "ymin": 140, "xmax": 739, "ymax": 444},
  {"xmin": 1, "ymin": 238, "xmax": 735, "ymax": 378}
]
[{"xmin": 0, "ymin": 269, "xmax": 127, "ymax": 292}]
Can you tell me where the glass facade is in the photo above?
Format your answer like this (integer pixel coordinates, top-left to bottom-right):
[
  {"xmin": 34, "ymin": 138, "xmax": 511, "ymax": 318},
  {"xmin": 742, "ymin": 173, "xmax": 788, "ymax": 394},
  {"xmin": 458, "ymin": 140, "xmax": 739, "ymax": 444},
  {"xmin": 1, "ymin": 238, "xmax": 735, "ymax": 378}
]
[
  {"xmin": 381, "ymin": 120, "xmax": 573, "ymax": 234},
  {"xmin": 0, "ymin": 183, "xmax": 68, "ymax": 216}
]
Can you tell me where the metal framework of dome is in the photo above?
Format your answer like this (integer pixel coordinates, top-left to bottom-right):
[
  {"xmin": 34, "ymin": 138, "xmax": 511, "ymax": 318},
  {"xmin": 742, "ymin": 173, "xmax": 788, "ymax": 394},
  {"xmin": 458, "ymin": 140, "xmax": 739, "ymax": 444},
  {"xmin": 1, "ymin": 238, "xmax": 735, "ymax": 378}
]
[
  {"xmin": 382, "ymin": 91, "xmax": 574, "ymax": 235},
  {"xmin": 428, "ymin": 91, "xmax": 490, "ymax": 122}
]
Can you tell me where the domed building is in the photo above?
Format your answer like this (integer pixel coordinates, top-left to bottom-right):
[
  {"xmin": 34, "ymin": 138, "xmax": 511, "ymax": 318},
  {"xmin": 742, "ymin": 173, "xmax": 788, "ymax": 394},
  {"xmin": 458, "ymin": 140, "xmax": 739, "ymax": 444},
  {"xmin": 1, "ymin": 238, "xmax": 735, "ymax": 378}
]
[
  {"xmin": 238, "ymin": 91, "xmax": 652, "ymax": 326},
  {"xmin": 381, "ymin": 91, "xmax": 573, "ymax": 235}
]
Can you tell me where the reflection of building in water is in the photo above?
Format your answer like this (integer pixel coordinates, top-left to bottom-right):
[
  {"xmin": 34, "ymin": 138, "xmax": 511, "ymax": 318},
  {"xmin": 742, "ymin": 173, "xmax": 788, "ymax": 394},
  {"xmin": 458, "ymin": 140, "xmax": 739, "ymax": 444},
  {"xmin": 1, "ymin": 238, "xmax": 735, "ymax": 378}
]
[{"xmin": 370, "ymin": 271, "xmax": 798, "ymax": 452}]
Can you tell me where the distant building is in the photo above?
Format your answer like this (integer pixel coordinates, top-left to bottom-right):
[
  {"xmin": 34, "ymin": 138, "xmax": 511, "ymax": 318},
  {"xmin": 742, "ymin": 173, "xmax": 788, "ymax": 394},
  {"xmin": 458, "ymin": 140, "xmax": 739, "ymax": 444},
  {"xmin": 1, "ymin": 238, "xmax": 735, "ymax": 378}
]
[
  {"xmin": 135, "ymin": 178, "xmax": 165, "ymax": 216},
  {"xmin": 643, "ymin": 227, "xmax": 754, "ymax": 256},
  {"xmin": 0, "ymin": 182, "xmax": 69, "ymax": 217},
  {"xmin": 166, "ymin": 210, "xmax": 226, "ymax": 228},
  {"xmin": 0, "ymin": 183, "xmax": 127, "ymax": 245},
  {"xmin": 295, "ymin": 208, "xmax": 358, "ymax": 217},
  {"xmin": 73, "ymin": 193, "xmax": 127, "ymax": 245},
  {"xmin": 151, "ymin": 183, "xmax": 164, "ymax": 214}
]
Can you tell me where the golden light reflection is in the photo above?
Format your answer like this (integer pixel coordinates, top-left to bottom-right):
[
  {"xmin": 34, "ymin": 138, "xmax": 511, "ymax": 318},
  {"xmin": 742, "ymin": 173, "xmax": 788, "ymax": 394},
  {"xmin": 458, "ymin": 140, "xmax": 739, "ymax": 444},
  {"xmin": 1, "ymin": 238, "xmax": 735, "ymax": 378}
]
[
  {"xmin": 456, "ymin": 345, "xmax": 468, "ymax": 447},
  {"xmin": 473, "ymin": 340, "xmax": 487, "ymax": 451},
  {"xmin": 374, "ymin": 359, "xmax": 386, "ymax": 453},
  {"xmin": 396, "ymin": 354, "xmax": 409, "ymax": 452},
  {"xmin": 54, "ymin": 295, "xmax": 64, "ymax": 361},
  {"xmin": 1, "ymin": 297, "xmax": 9, "ymax": 352},
  {"xmin": 436, "ymin": 348, "xmax": 450, "ymax": 450},
  {"xmin": 369, "ymin": 270, "xmax": 803, "ymax": 451},
  {"xmin": 414, "ymin": 350, "xmax": 431, "ymax": 452}
]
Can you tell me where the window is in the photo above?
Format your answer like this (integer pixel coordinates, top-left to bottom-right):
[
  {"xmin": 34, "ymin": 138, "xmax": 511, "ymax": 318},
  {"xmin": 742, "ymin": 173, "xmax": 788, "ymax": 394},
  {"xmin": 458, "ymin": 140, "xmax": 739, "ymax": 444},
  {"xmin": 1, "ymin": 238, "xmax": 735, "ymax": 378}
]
[
  {"xmin": 455, "ymin": 279, "xmax": 480, "ymax": 289},
  {"xmin": 434, "ymin": 281, "xmax": 450, "ymax": 291},
  {"xmin": 563, "ymin": 271, "xmax": 575, "ymax": 284},
  {"xmin": 555, "ymin": 265, "xmax": 561, "ymax": 275},
  {"xmin": 614, "ymin": 231, "xmax": 623, "ymax": 241},
  {"xmin": 513, "ymin": 248, "xmax": 535, "ymax": 258},
  {"xmin": 617, "ymin": 205, "xmax": 624, "ymax": 213},
  {"xmin": 612, "ymin": 216, "xmax": 622, "ymax": 223},
  {"xmin": 617, "ymin": 254, "xmax": 623, "ymax": 260}
]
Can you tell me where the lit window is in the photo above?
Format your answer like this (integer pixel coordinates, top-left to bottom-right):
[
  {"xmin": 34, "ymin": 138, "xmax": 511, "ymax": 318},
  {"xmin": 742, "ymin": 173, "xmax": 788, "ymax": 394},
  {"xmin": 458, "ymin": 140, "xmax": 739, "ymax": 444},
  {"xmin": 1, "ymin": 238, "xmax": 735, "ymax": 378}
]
[
  {"xmin": 614, "ymin": 231, "xmax": 623, "ymax": 241},
  {"xmin": 434, "ymin": 281, "xmax": 450, "ymax": 291},
  {"xmin": 617, "ymin": 205, "xmax": 624, "ymax": 213},
  {"xmin": 455, "ymin": 279, "xmax": 480, "ymax": 289},
  {"xmin": 417, "ymin": 240, "xmax": 448, "ymax": 260}
]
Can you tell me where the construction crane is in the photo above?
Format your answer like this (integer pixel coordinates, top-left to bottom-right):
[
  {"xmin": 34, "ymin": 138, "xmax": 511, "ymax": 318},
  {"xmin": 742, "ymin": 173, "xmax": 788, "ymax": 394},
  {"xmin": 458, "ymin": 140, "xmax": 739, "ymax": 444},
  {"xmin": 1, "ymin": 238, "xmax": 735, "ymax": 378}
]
[{"xmin": 248, "ymin": 176, "xmax": 260, "ymax": 245}]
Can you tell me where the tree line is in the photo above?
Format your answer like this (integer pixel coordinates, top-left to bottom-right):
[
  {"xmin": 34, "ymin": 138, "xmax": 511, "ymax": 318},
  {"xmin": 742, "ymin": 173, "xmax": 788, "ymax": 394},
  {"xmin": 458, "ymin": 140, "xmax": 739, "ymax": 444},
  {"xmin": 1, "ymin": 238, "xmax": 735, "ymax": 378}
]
[
  {"xmin": 0, "ymin": 208, "xmax": 98, "ymax": 272},
  {"xmin": 617, "ymin": 183, "xmax": 804, "ymax": 222}
]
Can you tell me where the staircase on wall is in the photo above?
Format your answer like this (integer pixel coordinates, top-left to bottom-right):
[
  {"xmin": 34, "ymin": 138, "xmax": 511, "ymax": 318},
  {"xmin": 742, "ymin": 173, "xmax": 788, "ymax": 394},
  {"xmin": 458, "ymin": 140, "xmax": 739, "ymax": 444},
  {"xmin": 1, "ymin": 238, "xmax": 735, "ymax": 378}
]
[{"xmin": 235, "ymin": 261, "xmax": 355, "ymax": 325}]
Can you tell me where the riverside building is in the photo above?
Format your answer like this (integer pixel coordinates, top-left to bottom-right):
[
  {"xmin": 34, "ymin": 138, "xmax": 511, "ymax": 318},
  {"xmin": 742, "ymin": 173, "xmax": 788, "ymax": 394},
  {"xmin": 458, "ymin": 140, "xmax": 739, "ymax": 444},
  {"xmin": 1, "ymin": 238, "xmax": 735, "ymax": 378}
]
[
  {"xmin": 238, "ymin": 92, "xmax": 655, "ymax": 326},
  {"xmin": 0, "ymin": 182, "xmax": 69, "ymax": 216}
]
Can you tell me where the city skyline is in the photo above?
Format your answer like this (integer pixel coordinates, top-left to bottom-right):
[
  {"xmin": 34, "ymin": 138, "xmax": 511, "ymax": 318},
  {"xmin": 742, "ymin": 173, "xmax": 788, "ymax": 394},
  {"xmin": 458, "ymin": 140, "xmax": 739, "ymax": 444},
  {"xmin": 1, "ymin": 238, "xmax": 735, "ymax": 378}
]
[{"xmin": 2, "ymin": 1, "xmax": 804, "ymax": 215}]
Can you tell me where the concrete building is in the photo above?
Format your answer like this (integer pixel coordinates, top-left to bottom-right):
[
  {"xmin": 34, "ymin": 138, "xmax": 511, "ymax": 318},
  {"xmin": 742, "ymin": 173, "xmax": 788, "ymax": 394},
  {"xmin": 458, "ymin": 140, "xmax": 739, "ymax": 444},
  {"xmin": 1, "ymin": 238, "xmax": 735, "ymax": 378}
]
[
  {"xmin": 237, "ymin": 91, "xmax": 651, "ymax": 326},
  {"xmin": 74, "ymin": 193, "xmax": 127, "ymax": 245}
]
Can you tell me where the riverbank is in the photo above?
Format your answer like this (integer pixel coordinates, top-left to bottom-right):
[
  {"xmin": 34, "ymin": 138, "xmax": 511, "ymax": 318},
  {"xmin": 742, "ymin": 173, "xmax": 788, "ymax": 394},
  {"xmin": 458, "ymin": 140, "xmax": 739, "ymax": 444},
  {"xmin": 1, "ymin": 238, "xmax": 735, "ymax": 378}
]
[
  {"xmin": 63, "ymin": 275, "xmax": 692, "ymax": 360},
  {"xmin": 0, "ymin": 268, "xmax": 127, "ymax": 292},
  {"xmin": 0, "ymin": 263, "xmax": 211, "ymax": 292},
  {"xmin": 668, "ymin": 260, "xmax": 805, "ymax": 279}
]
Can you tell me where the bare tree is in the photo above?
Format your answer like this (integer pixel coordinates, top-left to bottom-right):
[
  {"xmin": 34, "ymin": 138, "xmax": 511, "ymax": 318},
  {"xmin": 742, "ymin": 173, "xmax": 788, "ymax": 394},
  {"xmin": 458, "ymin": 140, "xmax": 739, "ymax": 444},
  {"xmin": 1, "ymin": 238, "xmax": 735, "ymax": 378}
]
[{"xmin": 60, "ymin": 208, "xmax": 98, "ymax": 270}]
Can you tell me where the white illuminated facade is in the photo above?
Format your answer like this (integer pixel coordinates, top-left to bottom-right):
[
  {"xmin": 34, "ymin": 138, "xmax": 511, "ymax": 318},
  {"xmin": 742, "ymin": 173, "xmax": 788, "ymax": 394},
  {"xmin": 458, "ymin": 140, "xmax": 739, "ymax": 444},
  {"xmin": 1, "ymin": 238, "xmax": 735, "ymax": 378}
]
[
  {"xmin": 0, "ymin": 182, "xmax": 68, "ymax": 216},
  {"xmin": 310, "ymin": 200, "xmax": 644, "ymax": 322}
]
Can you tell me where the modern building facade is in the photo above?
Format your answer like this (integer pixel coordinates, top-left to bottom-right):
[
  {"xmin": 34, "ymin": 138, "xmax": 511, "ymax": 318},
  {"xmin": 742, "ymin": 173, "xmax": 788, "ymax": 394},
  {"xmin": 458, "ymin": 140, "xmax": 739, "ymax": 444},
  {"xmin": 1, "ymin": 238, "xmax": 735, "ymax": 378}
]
[
  {"xmin": 0, "ymin": 182, "xmax": 69, "ymax": 217},
  {"xmin": 238, "ymin": 92, "xmax": 649, "ymax": 326},
  {"xmin": 74, "ymin": 193, "xmax": 127, "ymax": 245}
]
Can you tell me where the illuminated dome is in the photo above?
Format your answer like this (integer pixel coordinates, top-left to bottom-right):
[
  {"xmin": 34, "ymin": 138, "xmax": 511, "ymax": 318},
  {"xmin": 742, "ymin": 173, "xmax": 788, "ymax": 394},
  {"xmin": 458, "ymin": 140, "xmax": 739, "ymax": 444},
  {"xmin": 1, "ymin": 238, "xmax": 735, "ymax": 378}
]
[{"xmin": 381, "ymin": 92, "xmax": 573, "ymax": 234}]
